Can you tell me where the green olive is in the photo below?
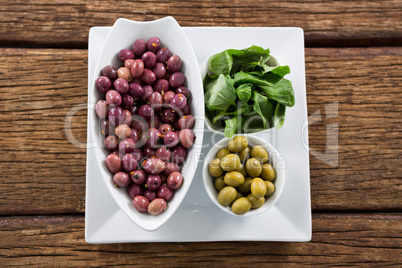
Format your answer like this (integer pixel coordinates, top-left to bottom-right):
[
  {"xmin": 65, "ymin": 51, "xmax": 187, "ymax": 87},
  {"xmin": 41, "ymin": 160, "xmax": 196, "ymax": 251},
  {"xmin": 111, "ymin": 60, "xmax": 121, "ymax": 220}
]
[
  {"xmin": 228, "ymin": 136, "xmax": 248, "ymax": 153},
  {"xmin": 208, "ymin": 158, "xmax": 224, "ymax": 177},
  {"xmin": 231, "ymin": 197, "xmax": 252, "ymax": 215},
  {"xmin": 216, "ymin": 147, "xmax": 230, "ymax": 160},
  {"xmin": 245, "ymin": 158, "xmax": 262, "ymax": 178},
  {"xmin": 224, "ymin": 171, "xmax": 245, "ymax": 187},
  {"xmin": 250, "ymin": 178, "xmax": 267, "ymax": 199},
  {"xmin": 237, "ymin": 177, "xmax": 253, "ymax": 195},
  {"xmin": 217, "ymin": 186, "xmax": 237, "ymax": 206},
  {"xmin": 235, "ymin": 163, "xmax": 247, "ymax": 177},
  {"xmin": 234, "ymin": 191, "xmax": 244, "ymax": 201},
  {"xmin": 261, "ymin": 163, "xmax": 276, "ymax": 181},
  {"xmin": 250, "ymin": 146, "xmax": 269, "ymax": 163},
  {"xmin": 220, "ymin": 154, "xmax": 240, "ymax": 172},
  {"xmin": 239, "ymin": 146, "xmax": 250, "ymax": 163},
  {"xmin": 264, "ymin": 181, "xmax": 275, "ymax": 197},
  {"xmin": 214, "ymin": 176, "xmax": 226, "ymax": 192},
  {"xmin": 247, "ymin": 194, "xmax": 265, "ymax": 209}
]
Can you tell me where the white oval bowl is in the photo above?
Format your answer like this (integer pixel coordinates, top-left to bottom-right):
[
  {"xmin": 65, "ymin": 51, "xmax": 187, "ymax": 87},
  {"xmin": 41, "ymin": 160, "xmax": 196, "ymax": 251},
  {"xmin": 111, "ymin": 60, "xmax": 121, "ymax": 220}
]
[
  {"xmin": 201, "ymin": 55, "xmax": 279, "ymax": 136},
  {"xmin": 90, "ymin": 17, "xmax": 204, "ymax": 231},
  {"xmin": 202, "ymin": 134, "xmax": 285, "ymax": 216}
]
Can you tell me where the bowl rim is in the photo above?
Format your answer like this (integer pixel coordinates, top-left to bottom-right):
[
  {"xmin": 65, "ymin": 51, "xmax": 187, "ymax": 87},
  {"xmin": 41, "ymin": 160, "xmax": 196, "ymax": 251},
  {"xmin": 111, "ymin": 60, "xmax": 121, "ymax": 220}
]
[{"xmin": 202, "ymin": 134, "xmax": 286, "ymax": 217}]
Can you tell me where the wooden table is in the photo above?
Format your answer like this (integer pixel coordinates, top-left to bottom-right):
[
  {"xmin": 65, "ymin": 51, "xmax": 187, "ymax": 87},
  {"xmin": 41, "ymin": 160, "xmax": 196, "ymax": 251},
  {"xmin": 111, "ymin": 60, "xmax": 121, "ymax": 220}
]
[{"xmin": 0, "ymin": 0, "xmax": 401, "ymax": 266}]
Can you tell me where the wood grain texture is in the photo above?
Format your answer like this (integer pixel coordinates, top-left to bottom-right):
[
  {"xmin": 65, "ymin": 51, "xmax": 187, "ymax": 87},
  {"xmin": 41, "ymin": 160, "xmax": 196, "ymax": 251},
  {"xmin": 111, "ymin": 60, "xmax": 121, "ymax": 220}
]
[
  {"xmin": 0, "ymin": 47, "xmax": 400, "ymax": 215},
  {"xmin": 0, "ymin": 214, "xmax": 400, "ymax": 266},
  {"xmin": 0, "ymin": 0, "xmax": 401, "ymax": 47}
]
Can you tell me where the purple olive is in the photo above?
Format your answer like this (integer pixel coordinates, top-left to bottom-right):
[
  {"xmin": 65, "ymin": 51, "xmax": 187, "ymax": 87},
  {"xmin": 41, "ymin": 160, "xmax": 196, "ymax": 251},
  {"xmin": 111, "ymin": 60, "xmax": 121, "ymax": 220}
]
[
  {"xmin": 169, "ymin": 72, "xmax": 186, "ymax": 88},
  {"xmin": 122, "ymin": 153, "xmax": 138, "ymax": 172},
  {"xmin": 104, "ymin": 135, "xmax": 118, "ymax": 151},
  {"xmin": 178, "ymin": 115, "xmax": 195, "ymax": 129},
  {"xmin": 147, "ymin": 198, "xmax": 167, "ymax": 215},
  {"xmin": 164, "ymin": 162, "xmax": 181, "ymax": 176},
  {"xmin": 170, "ymin": 93, "xmax": 187, "ymax": 110},
  {"xmin": 179, "ymin": 129, "xmax": 195, "ymax": 149},
  {"xmin": 181, "ymin": 104, "xmax": 190, "ymax": 115},
  {"xmin": 132, "ymin": 39, "xmax": 147, "ymax": 57},
  {"xmin": 96, "ymin": 76, "xmax": 112, "ymax": 93},
  {"xmin": 146, "ymin": 128, "xmax": 162, "ymax": 148},
  {"xmin": 152, "ymin": 63, "xmax": 166, "ymax": 79},
  {"xmin": 162, "ymin": 91, "xmax": 175, "ymax": 104},
  {"xmin": 145, "ymin": 174, "xmax": 162, "ymax": 191},
  {"xmin": 158, "ymin": 184, "xmax": 174, "ymax": 201},
  {"xmin": 156, "ymin": 146, "xmax": 171, "ymax": 162},
  {"xmin": 143, "ymin": 158, "xmax": 166, "ymax": 174},
  {"xmin": 160, "ymin": 108, "xmax": 176, "ymax": 123},
  {"xmin": 140, "ymin": 85, "xmax": 154, "ymax": 102},
  {"xmin": 122, "ymin": 110, "xmax": 132, "ymax": 126},
  {"xmin": 156, "ymin": 47, "xmax": 172, "ymax": 63},
  {"xmin": 106, "ymin": 153, "xmax": 122, "ymax": 173},
  {"xmin": 102, "ymin": 65, "xmax": 117, "ymax": 80},
  {"xmin": 133, "ymin": 195, "xmax": 149, "ymax": 213},
  {"xmin": 153, "ymin": 79, "xmax": 170, "ymax": 93},
  {"xmin": 175, "ymin": 86, "xmax": 191, "ymax": 99},
  {"xmin": 114, "ymin": 124, "xmax": 131, "ymax": 139},
  {"xmin": 124, "ymin": 59, "xmax": 135, "ymax": 69},
  {"xmin": 113, "ymin": 78, "xmax": 128, "ymax": 95},
  {"xmin": 171, "ymin": 145, "xmax": 187, "ymax": 165},
  {"xmin": 113, "ymin": 172, "xmax": 131, "ymax": 187},
  {"xmin": 128, "ymin": 105, "xmax": 138, "ymax": 115},
  {"xmin": 144, "ymin": 189, "xmax": 157, "ymax": 202},
  {"xmin": 166, "ymin": 55, "xmax": 182, "ymax": 73},
  {"xmin": 167, "ymin": 171, "xmax": 183, "ymax": 190},
  {"xmin": 141, "ymin": 51, "xmax": 157, "ymax": 69},
  {"xmin": 164, "ymin": 131, "xmax": 179, "ymax": 148},
  {"xmin": 101, "ymin": 120, "xmax": 111, "ymax": 136},
  {"xmin": 118, "ymin": 48, "xmax": 134, "ymax": 61},
  {"xmin": 106, "ymin": 90, "xmax": 122, "ymax": 107},
  {"xmin": 138, "ymin": 104, "xmax": 154, "ymax": 121},
  {"xmin": 149, "ymin": 91, "xmax": 163, "ymax": 110},
  {"xmin": 96, "ymin": 100, "xmax": 109, "ymax": 119},
  {"xmin": 128, "ymin": 183, "xmax": 144, "ymax": 199},
  {"xmin": 131, "ymin": 169, "xmax": 146, "ymax": 184},
  {"xmin": 159, "ymin": 123, "xmax": 173, "ymax": 135},
  {"xmin": 118, "ymin": 138, "xmax": 136, "ymax": 154},
  {"xmin": 131, "ymin": 59, "xmax": 144, "ymax": 78},
  {"xmin": 140, "ymin": 69, "xmax": 156, "ymax": 85},
  {"xmin": 147, "ymin": 37, "xmax": 161, "ymax": 52},
  {"xmin": 130, "ymin": 129, "xmax": 140, "ymax": 143},
  {"xmin": 128, "ymin": 82, "xmax": 144, "ymax": 98},
  {"xmin": 121, "ymin": 94, "xmax": 134, "ymax": 109}
]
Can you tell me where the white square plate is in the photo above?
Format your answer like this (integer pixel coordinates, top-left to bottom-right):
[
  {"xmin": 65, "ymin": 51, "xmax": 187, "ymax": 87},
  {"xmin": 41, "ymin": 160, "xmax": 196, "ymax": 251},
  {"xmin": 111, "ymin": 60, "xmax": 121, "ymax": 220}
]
[{"xmin": 85, "ymin": 26, "xmax": 311, "ymax": 243}]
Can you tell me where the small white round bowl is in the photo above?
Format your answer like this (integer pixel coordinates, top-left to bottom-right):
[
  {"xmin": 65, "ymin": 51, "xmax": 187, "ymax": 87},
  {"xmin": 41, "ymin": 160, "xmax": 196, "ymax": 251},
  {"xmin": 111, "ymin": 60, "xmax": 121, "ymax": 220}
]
[
  {"xmin": 202, "ymin": 134, "xmax": 285, "ymax": 216},
  {"xmin": 201, "ymin": 56, "xmax": 279, "ymax": 136},
  {"xmin": 90, "ymin": 17, "xmax": 204, "ymax": 231}
]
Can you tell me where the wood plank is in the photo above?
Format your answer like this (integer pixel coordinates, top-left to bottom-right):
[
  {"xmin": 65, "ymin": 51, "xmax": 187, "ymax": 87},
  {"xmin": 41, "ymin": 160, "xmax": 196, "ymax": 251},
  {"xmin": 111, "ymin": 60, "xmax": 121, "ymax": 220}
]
[
  {"xmin": 0, "ymin": 214, "xmax": 400, "ymax": 266},
  {"xmin": 0, "ymin": 0, "xmax": 401, "ymax": 47},
  {"xmin": 0, "ymin": 47, "xmax": 400, "ymax": 215}
]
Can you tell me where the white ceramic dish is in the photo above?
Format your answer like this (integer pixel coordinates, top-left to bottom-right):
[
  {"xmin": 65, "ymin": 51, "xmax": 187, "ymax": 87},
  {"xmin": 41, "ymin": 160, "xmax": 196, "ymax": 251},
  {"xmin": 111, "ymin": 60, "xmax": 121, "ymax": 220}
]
[
  {"xmin": 86, "ymin": 26, "xmax": 311, "ymax": 243},
  {"xmin": 90, "ymin": 17, "xmax": 204, "ymax": 231},
  {"xmin": 203, "ymin": 134, "xmax": 285, "ymax": 216},
  {"xmin": 201, "ymin": 56, "xmax": 280, "ymax": 135}
]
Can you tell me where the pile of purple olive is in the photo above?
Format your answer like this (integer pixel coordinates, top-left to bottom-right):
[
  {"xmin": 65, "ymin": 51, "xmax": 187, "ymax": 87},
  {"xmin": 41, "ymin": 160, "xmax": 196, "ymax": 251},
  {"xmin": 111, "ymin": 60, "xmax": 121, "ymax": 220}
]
[{"xmin": 95, "ymin": 37, "xmax": 195, "ymax": 215}]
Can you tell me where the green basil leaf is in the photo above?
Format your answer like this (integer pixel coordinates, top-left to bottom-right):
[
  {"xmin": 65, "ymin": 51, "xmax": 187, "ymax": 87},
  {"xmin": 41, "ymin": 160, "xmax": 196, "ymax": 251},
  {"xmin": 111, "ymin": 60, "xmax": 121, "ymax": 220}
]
[
  {"xmin": 208, "ymin": 49, "xmax": 237, "ymax": 75},
  {"xmin": 274, "ymin": 103, "xmax": 286, "ymax": 129},
  {"xmin": 251, "ymin": 92, "xmax": 275, "ymax": 128},
  {"xmin": 224, "ymin": 116, "xmax": 243, "ymax": 138},
  {"xmin": 234, "ymin": 72, "xmax": 295, "ymax": 107},
  {"xmin": 205, "ymin": 74, "xmax": 237, "ymax": 111},
  {"xmin": 236, "ymin": 83, "xmax": 253, "ymax": 102},
  {"xmin": 259, "ymin": 64, "xmax": 291, "ymax": 77}
]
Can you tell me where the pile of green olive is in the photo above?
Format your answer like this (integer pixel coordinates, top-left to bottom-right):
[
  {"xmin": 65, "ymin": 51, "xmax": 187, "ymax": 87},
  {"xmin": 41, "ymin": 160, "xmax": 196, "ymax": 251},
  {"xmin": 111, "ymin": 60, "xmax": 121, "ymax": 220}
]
[{"xmin": 208, "ymin": 136, "xmax": 276, "ymax": 215}]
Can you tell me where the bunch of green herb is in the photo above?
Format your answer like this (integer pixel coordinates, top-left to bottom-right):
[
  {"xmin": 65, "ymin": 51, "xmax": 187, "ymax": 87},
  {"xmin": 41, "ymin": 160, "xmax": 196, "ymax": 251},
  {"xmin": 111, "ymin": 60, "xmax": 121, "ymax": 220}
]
[{"xmin": 203, "ymin": 45, "xmax": 295, "ymax": 138}]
